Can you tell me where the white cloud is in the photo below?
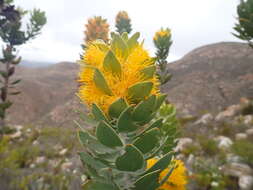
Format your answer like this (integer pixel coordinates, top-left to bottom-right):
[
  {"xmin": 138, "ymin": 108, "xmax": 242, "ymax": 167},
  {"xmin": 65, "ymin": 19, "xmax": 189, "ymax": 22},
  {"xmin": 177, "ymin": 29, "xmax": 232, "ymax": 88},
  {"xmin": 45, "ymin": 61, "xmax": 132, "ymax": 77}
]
[{"xmin": 11, "ymin": 0, "xmax": 241, "ymax": 63}]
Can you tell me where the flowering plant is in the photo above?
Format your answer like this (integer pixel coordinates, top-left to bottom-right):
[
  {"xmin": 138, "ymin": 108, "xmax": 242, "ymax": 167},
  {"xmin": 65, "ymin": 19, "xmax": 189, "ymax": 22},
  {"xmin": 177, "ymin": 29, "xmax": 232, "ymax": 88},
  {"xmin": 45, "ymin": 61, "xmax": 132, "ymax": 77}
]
[{"xmin": 77, "ymin": 32, "xmax": 187, "ymax": 190}]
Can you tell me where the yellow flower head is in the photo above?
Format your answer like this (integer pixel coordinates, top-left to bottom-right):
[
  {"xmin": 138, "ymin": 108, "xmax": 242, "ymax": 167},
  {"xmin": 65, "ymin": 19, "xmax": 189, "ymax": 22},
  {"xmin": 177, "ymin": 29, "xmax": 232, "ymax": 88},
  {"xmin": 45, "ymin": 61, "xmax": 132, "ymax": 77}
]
[
  {"xmin": 154, "ymin": 28, "xmax": 171, "ymax": 41},
  {"xmin": 147, "ymin": 158, "xmax": 187, "ymax": 190},
  {"xmin": 78, "ymin": 33, "xmax": 160, "ymax": 113}
]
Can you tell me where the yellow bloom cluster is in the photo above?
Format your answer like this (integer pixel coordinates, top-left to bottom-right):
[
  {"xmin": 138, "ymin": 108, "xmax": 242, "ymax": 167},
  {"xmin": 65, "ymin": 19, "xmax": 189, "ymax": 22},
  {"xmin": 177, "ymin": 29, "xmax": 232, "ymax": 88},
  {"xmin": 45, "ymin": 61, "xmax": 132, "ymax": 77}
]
[
  {"xmin": 153, "ymin": 28, "xmax": 171, "ymax": 41},
  {"xmin": 147, "ymin": 158, "xmax": 187, "ymax": 190},
  {"xmin": 78, "ymin": 38, "xmax": 160, "ymax": 113}
]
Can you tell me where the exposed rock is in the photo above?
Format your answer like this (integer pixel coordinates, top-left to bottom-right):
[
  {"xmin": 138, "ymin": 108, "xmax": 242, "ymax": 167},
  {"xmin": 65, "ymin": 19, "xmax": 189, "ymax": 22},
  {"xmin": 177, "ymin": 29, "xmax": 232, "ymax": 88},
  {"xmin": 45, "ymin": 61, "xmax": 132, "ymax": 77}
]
[
  {"xmin": 59, "ymin": 148, "xmax": 68, "ymax": 156},
  {"xmin": 226, "ymin": 154, "xmax": 243, "ymax": 163},
  {"xmin": 215, "ymin": 105, "xmax": 241, "ymax": 121},
  {"xmin": 186, "ymin": 154, "xmax": 195, "ymax": 167},
  {"xmin": 9, "ymin": 131, "xmax": 22, "ymax": 139},
  {"xmin": 239, "ymin": 175, "xmax": 253, "ymax": 190},
  {"xmin": 32, "ymin": 140, "xmax": 39, "ymax": 145},
  {"xmin": 235, "ymin": 133, "xmax": 248, "ymax": 141},
  {"xmin": 26, "ymin": 128, "xmax": 31, "ymax": 133},
  {"xmin": 215, "ymin": 136, "xmax": 233, "ymax": 150},
  {"xmin": 246, "ymin": 128, "xmax": 253, "ymax": 137},
  {"xmin": 29, "ymin": 163, "xmax": 36, "ymax": 169},
  {"xmin": 195, "ymin": 113, "xmax": 213, "ymax": 125},
  {"xmin": 35, "ymin": 156, "xmax": 46, "ymax": 165},
  {"xmin": 14, "ymin": 125, "xmax": 23, "ymax": 131},
  {"xmin": 243, "ymin": 115, "xmax": 253, "ymax": 125},
  {"xmin": 175, "ymin": 138, "xmax": 193, "ymax": 152},
  {"xmin": 49, "ymin": 159, "xmax": 62, "ymax": 169},
  {"xmin": 53, "ymin": 144, "xmax": 63, "ymax": 151},
  {"xmin": 211, "ymin": 182, "xmax": 219, "ymax": 188},
  {"xmin": 222, "ymin": 163, "xmax": 253, "ymax": 177},
  {"xmin": 61, "ymin": 162, "xmax": 73, "ymax": 171}
]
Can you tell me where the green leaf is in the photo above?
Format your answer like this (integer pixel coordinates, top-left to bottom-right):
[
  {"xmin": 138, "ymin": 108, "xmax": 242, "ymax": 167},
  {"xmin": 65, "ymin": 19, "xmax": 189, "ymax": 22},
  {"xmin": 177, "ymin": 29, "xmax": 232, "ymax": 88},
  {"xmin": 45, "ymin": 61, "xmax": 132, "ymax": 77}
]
[
  {"xmin": 159, "ymin": 167, "xmax": 174, "ymax": 187},
  {"xmin": 144, "ymin": 152, "xmax": 173, "ymax": 175},
  {"xmin": 0, "ymin": 70, "xmax": 7, "ymax": 78},
  {"xmin": 117, "ymin": 106, "xmax": 138, "ymax": 133},
  {"xmin": 111, "ymin": 34, "xmax": 129, "ymax": 59},
  {"xmin": 154, "ymin": 94, "xmax": 167, "ymax": 110},
  {"xmin": 75, "ymin": 110, "xmax": 98, "ymax": 126},
  {"xmin": 11, "ymin": 79, "xmax": 21, "ymax": 85},
  {"xmin": 83, "ymin": 180, "xmax": 119, "ymax": 190},
  {"xmin": 94, "ymin": 40, "xmax": 110, "ymax": 52},
  {"xmin": 137, "ymin": 112, "xmax": 156, "ymax": 126},
  {"xmin": 79, "ymin": 152, "xmax": 106, "ymax": 170},
  {"xmin": 127, "ymin": 32, "xmax": 140, "ymax": 50},
  {"xmin": 116, "ymin": 144, "xmax": 144, "ymax": 172},
  {"xmin": 78, "ymin": 131, "xmax": 113, "ymax": 154},
  {"xmin": 103, "ymin": 50, "xmax": 121, "ymax": 75},
  {"xmin": 92, "ymin": 104, "xmax": 108, "ymax": 122},
  {"xmin": 133, "ymin": 128, "xmax": 160, "ymax": 154},
  {"xmin": 93, "ymin": 69, "xmax": 113, "ymax": 95},
  {"xmin": 96, "ymin": 121, "xmax": 123, "ymax": 148},
  {"xmin": 135, "ymin": 118, "xmax": 163, "ymax": 138},
  {"xmin": 0, "ymin": 101, "xmax": 12, "ymax": 110},
  {"xmin": 127, "ymin": 81, "xmax": 153, "ymax": 103},
  {"xmin": 134, "ymin": 170, "xmax": 160, "ymax": 190},
  {"xmin": 132, "ymin": 95, "xmax": 156, "ymax": 122},
  {"xmin": 121, "ymin": 32, "xmax": 129, "ymax": 41},
  {"xmin": 108, "ymin": 98, "xmax": 128, "ymax": 118},
  {"xmin": 140, "ymin": 65, "xmax": 156, "ymax": 79}
]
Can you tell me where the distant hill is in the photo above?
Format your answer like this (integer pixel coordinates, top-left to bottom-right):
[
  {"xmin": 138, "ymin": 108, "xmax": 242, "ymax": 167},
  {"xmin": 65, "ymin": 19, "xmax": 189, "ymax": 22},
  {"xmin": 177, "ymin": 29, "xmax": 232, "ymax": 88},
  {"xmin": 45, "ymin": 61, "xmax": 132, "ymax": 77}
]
[
  {"xmin": 8, "ymin": 62, "xmax": 81, "ymax": 126},
  {"xmin": 163, "ymin": 42, "xmax": 253, "ymax": 115},
  {"xmin": 6, "ymin": 42, "xmax": 253, "ymax": 126},
  {"xmin": 20, "ymin": 60, "xmax": 54, "ymax": 68}
]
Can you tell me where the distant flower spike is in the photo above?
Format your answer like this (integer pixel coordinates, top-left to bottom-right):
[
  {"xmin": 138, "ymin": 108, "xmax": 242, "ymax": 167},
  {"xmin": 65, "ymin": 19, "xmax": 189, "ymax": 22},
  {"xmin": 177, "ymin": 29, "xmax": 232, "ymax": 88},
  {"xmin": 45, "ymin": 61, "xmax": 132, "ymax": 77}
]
[
  {"xmin": 115, "ymin": 11, "xmax": 132, "ymax": 34},
  {"xmin": 153, "ymin": 28, "xmax": 173, "ymax": 85},
  {"xmin": 84, "ymin": 16, "xmax": 110, "ymax": 44}
]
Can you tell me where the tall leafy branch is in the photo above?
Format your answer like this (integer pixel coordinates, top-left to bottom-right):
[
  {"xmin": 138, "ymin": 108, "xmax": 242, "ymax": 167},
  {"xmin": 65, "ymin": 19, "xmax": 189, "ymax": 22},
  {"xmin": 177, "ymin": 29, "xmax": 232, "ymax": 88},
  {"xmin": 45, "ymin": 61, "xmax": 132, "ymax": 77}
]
[{"xmin": 0, "ymin": 0, "xmax": 46, "ymax": 129}]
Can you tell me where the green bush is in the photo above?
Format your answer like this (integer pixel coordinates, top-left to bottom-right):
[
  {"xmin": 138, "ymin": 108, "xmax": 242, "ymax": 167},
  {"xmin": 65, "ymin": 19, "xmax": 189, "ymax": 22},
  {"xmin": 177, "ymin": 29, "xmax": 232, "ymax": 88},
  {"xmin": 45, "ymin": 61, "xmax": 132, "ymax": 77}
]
[
  {"xmin": 232, "ymin": 140, "xmax": 253, "ymax": 167},
  {"xmin": 198, "ymin": 137, "xmax": 219, "ymax": 156}
]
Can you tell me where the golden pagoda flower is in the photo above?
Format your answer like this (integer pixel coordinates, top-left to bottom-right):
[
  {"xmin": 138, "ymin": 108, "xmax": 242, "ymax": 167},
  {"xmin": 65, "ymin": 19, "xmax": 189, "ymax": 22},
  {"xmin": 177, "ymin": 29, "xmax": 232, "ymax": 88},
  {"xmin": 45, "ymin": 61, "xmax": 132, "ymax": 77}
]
[
  {"xmin": 147, "ymin": 158, "xmax": 187, "ymax": 190},
  {"xmin": 77, "ymin": 32, "xmax": 180, "ymax": 190},
  {"xmin": 153, "ymin": 28, "xmax": 171, "ymax": 42},
  {"xmin": 78, "ymin": 32, "xmax": 160, "ymax": 114}
]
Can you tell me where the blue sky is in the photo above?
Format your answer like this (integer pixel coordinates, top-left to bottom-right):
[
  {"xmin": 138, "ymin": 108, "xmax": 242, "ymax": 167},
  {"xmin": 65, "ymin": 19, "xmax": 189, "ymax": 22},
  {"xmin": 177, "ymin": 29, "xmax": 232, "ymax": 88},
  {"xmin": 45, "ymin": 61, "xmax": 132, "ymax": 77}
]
[{"xmin": 12, "ymin": 0, "xmax": 240, "ymax": 63}]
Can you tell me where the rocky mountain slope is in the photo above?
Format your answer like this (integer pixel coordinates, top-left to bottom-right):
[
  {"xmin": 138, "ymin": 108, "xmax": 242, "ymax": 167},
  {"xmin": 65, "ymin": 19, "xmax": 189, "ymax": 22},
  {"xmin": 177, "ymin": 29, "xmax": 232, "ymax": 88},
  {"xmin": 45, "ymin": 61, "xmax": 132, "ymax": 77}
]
[
  {"xmin": 7, "ymin": 62, "xmax": 81, "ymax": 126},
  {"xmin": 7, "ymin": 42, "xmax": 253, "ymax": 126},
  {"xmin": 164, "ymin": 42, "xmax": 253, "ymax": 115}
]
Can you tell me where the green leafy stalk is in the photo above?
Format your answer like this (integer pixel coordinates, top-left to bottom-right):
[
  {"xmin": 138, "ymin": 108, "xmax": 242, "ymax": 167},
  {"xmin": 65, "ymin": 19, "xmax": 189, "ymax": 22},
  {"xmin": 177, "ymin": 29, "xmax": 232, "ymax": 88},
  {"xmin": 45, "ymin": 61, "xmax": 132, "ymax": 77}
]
[
  {"xmin": 0, "ymin": 0, "xmax": 46, "ymax": 130},
  {"xmin": 233, "ymin": 0, "xmax": 253, "ymax": 48},
  {"xmin": 153, "ymin": 28, "xmax": 173, "ymax": 85}
]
